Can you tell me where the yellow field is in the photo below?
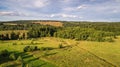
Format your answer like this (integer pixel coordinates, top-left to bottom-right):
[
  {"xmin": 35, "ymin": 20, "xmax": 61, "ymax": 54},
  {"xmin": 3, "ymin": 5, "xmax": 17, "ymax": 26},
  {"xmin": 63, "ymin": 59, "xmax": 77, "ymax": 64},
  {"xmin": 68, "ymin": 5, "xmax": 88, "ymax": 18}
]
[{"xmin": 32, "ymin": 21, "xmax": 63, "ymax": 27}]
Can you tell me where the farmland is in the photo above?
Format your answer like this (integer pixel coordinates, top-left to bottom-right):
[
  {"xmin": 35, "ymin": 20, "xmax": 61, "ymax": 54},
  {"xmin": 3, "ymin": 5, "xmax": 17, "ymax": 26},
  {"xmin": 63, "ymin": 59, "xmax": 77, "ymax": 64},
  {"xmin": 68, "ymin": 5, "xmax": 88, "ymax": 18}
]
[{"xmin": 32, "ymin": 21, "xmax": 63, "ymax": 27}]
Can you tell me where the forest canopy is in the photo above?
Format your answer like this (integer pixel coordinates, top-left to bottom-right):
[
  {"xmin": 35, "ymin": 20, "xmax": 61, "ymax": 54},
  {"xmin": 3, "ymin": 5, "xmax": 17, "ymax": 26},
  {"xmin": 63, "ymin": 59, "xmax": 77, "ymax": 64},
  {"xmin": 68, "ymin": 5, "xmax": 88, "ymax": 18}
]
[{"xmin": 0, "ymin": 20, "xmax": 120, "ymax": 42}]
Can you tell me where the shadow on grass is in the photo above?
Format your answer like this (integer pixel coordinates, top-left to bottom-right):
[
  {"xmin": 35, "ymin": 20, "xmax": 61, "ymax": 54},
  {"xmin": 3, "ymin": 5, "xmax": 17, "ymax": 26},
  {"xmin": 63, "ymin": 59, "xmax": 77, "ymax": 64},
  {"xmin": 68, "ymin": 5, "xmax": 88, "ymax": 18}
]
[
  {"xmin": 0, "ymin": 51, "xmax": 28, "ymax": 64},
  {"xmin": 0, "ymin": 51, "xmax": 56, "ymax": 67},
  {"xmin": 57, "ymin": 45, "xmax": 72, "ymax": 50},
  {"xmin": 45, "ymin": 52, "xmax": 57, "ymax": 56},
  {"xmin": 27, "ymin": 57, "xmax": 39, "ymax": 63},
  {"xmin": 0, "ymin": 56, "xmax": 10, "ymax": 64},
  {"xmin": 22, "ymin": 54, "xmax": 33, "ymax": 59}
]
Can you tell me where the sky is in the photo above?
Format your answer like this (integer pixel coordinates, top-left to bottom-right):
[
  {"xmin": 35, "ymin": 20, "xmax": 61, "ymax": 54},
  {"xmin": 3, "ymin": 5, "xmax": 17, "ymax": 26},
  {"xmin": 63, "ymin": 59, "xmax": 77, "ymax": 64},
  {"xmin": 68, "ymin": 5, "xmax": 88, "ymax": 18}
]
[{"xmin": 0, "ymin": 0, "xmax": 120, "ymax": 21}]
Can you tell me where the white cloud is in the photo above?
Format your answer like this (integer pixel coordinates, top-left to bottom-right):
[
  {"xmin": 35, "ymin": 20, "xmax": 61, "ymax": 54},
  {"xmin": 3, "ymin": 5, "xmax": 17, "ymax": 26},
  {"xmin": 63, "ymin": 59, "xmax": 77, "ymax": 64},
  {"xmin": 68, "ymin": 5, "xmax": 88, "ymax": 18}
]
[
  {"xmin": 50, "ymin": 14, "xmax": 55, "ymax": 17},
  {"xmin": 49, "ymin": 14, "xmax": 82, "ymax": 18},
  {"xmin": 33, "ymin": 0, "xmax": 49, "ymax": 8},
  {"xmin": 0, "ymin": 11, "xmax": 14, "ymax": 16},
  {"xmin": 9, "ymin": 0, "xmax": 50, "ymax": 8},
  {"xmin": 77, "ymin": 5, "xmax": 87, "ymax": 10},
  {"xmin": 0, "ymin": 11, "xmax": 28, "ymax": 16},
  {"xmin": 63, "ymin": 4, "xmax": 87, "ymax": 11},
  {"xmin": 61, "ymin": 14, "xmax": 77, "ymax": 18}
]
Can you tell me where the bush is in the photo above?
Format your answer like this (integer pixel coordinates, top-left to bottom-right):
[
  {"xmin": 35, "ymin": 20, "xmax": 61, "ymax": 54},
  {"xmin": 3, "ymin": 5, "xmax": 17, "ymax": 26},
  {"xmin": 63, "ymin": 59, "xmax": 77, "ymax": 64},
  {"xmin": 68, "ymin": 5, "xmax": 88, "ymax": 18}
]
[
  {"xmin": 40, "ymin": 47, "xmax": 53, "ymax": 51},
  {"xmin": 21, "ymin": 43, "xmax": 24, "ymax": 45},
  {"xmin": 59, "ymin": 44, "xmax": 63, "ymax": 48},
  {"xmin": 12, "ymin": 43, "xmax": 17, "ymax": 45},
  {"xmin": 23, "ymin": 46, "xmax": 38, "ymax": 52},
  {"xmin": 0, "ymin": 49, "xmax": 9, "ymax": 57},
  {"xmin": 40, "ymin": 47, "xmax": 46, "ymax": 51},
  {"xmin": 96, "ymin": 37, "xmax": 105, "ymax": 42},
  {"xmin": 34, "ymin": 46, "xmax": 38, "ymax": 50},
  {"xmin": 106, "ymin": 38, "xmax": 114, "ymax": 42},
  {"xmin": 31, "ymin": 41, "xmax": 34, "ymax": 44},
  {"xmin": 23, "ymin": 46, "xmax": 31, "ymax": 52},
  {"xmin": 9, "ymin": 53, "xmax": 16, "ymax": 60},
  {"xmin": 17, "ymin": 56, "xmax": 23, "ymax": 62}
]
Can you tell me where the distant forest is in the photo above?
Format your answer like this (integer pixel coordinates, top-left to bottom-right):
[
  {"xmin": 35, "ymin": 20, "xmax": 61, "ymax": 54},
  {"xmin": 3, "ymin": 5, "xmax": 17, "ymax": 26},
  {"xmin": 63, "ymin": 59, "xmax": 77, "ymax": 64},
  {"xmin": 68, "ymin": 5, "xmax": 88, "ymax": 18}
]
[{"xmin": 0, "ymin": 20, "xmax": 120, "ymax": 42}]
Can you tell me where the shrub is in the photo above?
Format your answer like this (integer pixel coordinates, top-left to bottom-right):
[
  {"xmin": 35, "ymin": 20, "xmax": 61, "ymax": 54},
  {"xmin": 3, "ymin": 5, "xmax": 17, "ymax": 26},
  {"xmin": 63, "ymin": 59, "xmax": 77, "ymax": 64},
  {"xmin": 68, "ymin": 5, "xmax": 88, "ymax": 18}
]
[
  {"xmin": 17, "ymin": 56, "xmax": 23, "ymax": 62},
  {"xmin": 59, "ymin": 44, "xmax": 63, "ymax": 48},
  {"xmin": 0, "ymin": 49, "xmax": 9, "ymax": 57},
  {"xmin": 21, "ymin": 43, "xmax": 24, "ymax": 45},
  {"xmin": 31, "ymin": 41, "xmax": 34, "ymax": 44},
  {"xmin": 12, "ymin": 43, "xmax": 17, "ymax": 45},
  {"xmin": 40, "ymin": 47, "xmax": 53, "ymax": 51},
  {"xmin": 23, "ymin": 46, "xmax": 31, "ymax": 52},
  {"xmin": 40, "ymin": 47, "xmax": 46, "ymax": 51},
  {"xmin": 9, "ymin": 53, "xmax": 16, "ymax": 60},
  {"xmin": 106, "ymin": 38, "xmax": 114, "ymax": 42},
  {"xmin": 34, "ymin": 46, "xmax": 38, "ymax": 50},
  {"xmin": 45, "ymin": 47, "xmax": 53, "ymax": 50},
  {"xmin": 23, "ymin": 46, "xmax": 38, "ymax": 52}
]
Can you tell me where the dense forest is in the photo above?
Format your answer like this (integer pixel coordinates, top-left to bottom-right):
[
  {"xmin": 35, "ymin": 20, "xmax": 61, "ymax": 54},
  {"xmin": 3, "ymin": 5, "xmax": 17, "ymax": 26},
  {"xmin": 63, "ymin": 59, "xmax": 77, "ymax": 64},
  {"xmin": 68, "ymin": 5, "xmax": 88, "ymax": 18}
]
[{"xmin": 0, "ymin": 20, "xmax": 120, "ymax": 42}]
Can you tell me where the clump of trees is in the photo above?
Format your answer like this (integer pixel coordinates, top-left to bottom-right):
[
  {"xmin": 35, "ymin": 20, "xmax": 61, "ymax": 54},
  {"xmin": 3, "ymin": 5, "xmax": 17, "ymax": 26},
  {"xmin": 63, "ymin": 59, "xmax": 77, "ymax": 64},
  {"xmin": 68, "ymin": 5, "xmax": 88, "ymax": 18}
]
[
  {"xmin": 27, "ymin": 26, "xmax": 57, "ymax": 38},
  {"xmin": 0, "ymin": 32, "xmax": 28, "ymax": 40},
  {"xmin": 23, "ymin": 46, "xmax": 39, "ymax": 52},
  {"xmin": 0, "ymin": 49, "xmax": 9, "ymax": 57},
  {"xmin": 23, "ymin": 45, "xmax": 55, "ymax": 52},
  {"xmin": 0, "ymin": 49, "xmax": 32, "ymax": 67},
  {"xmin": 0, "ymin": 49, "xmax": 20, "ymax": 63},
  {"xmin": 54, "ymin": 27, "xmax": 115, "ymax": 42}
]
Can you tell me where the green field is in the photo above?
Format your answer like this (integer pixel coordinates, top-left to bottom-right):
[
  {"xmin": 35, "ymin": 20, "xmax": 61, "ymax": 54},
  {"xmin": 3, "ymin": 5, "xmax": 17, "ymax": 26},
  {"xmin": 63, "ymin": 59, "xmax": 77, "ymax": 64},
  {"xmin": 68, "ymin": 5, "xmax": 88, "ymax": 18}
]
[{"xmin": 0, "ymin": 37, "xmax": 120, "ymax": 67}]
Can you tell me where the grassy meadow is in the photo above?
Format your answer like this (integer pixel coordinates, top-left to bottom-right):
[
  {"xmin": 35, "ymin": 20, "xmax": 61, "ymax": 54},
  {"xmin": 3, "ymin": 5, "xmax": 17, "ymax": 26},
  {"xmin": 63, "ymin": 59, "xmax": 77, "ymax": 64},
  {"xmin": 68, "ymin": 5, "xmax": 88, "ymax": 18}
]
[{"xmin": 0, "ymin": 37, "xmax": 120, "ymax": 67}]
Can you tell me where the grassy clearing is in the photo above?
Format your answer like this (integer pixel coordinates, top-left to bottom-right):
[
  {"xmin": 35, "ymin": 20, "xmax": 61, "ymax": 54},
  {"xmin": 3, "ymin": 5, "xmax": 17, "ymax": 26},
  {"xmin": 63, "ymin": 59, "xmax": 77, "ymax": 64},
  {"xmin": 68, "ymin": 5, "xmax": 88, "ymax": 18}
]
[
  {"xmin": 0, "ymin": 37, "xmax": 120, "ymax": 67},
  {"xmin": 79, "ymin": 36, "xmax": 120, "ymax": 67}
]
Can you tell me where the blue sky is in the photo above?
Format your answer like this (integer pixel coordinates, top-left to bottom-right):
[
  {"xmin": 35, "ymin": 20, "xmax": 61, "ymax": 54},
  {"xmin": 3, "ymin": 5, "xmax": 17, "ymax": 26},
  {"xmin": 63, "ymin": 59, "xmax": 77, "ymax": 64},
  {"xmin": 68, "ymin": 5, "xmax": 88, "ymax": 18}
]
[{"xmin": 0, "ymin": 0, "xmax": 120, "ymax": 21}]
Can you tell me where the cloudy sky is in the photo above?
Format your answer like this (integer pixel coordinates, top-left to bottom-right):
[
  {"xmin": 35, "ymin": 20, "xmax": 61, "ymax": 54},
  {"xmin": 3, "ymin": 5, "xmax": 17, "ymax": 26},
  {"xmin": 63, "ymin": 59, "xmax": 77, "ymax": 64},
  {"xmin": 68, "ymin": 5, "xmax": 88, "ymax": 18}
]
[{"xmin": 0, "ymin": 0, "xmax": 120, "ymax": 21}]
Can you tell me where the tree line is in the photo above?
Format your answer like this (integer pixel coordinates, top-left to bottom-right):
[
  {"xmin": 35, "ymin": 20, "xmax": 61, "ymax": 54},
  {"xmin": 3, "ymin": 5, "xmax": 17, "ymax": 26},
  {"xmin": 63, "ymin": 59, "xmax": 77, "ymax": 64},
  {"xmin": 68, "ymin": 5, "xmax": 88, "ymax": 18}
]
[
  {"xmin": 0, "ymin": 21, "xmax": 120, "ymax": 42},
  {"xmin": 0, "ymin": 32, "xmax": 27, "ymax": 40}
]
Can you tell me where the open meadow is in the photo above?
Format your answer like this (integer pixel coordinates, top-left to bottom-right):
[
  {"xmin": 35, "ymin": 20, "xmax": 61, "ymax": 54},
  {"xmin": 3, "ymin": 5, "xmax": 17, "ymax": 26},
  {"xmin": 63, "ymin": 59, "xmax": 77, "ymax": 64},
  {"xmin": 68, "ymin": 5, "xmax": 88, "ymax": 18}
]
[{"xmin": 0, "ymin": 37, "xmax": 120, "ymax": 67}]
